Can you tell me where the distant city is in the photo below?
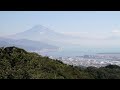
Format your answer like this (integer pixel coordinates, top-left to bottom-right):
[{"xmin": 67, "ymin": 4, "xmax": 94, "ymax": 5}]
[{"xmin": 48, "ymin": 54, "xmax": 120, "ymax": 67}]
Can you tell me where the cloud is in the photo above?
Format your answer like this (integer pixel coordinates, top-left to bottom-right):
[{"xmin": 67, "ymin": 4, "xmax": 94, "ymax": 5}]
[
  {"xmin": 61, "ymin": 31, "xmax": 108, "ymax": 39},
  {"xmin": 61, "ymin": 31, "xmax": 88, "ymax": 37},
  {"xmin": 59, "ymin": 31, "xmax": 120, "ymax": 47},
  {"xmin": 111, "ymin": 29, "xmax": 120, "ymax": 33}
]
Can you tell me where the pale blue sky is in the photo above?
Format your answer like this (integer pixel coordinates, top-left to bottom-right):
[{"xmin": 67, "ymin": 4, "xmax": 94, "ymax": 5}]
[{"xmin": 0, "ymin": 11, "xmax": 120, "ymax": 36}]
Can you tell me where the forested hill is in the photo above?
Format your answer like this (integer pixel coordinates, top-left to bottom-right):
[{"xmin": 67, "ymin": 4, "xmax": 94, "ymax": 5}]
[{"xmin": 0, "ymin": 46, "xmax": 120, "ymax": 79}]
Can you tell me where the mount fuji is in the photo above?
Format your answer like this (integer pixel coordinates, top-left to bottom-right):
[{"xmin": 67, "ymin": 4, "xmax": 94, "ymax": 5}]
[{"xmin": 7, "ymin": 25, "xmax": 76, "ymax": 46}]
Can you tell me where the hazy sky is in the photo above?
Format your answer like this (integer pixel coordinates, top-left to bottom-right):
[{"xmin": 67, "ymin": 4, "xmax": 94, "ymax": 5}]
[{"xmin": 0, "ymin": 11, "xmax": 120, "ymax": 38}]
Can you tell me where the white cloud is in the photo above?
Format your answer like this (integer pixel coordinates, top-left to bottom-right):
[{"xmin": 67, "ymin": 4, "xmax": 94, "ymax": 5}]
[
  {"xmin": 59, "ymin": 31, "xmax": 120, "ymax": 47},
  {"xmin": 61, "ymin": 31, "xmax": 88, "ymax": 34},
  {"xmin": 111, "ymin": 29, "xmax": 120, "ymax": 33},
  {"xmin": 61, "ymin": 31, "xmax": 88, "ymax": 37},
  {"xmin": 60, "ymin": 31, "xmax": 108, "ymax": 39}
]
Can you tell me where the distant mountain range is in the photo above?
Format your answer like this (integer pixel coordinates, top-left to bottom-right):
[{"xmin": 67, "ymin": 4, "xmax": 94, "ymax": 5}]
[
  {"xmin": 0, "ymin": 37, "xmax": 59, "ymax": 52},
  {"xmin": 98, "ymin": 53, "xmax": 120, "ymax": 54}
]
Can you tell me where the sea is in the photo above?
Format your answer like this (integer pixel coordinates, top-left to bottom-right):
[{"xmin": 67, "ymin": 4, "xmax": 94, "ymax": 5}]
[{"xmin": 40, "ymin": 46, "xmax": 120, "ymax": 58}]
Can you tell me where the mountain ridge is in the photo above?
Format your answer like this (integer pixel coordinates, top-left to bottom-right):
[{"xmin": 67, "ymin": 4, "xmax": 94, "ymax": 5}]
[{"xmin": 0, "ymin": 37, "xmax": 59, "ymax": 52}]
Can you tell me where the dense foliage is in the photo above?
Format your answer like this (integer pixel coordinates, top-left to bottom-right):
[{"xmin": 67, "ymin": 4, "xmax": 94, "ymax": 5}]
[{"xmin": 0, "ymin": 46, "xmax": 120, "ymax": 79}]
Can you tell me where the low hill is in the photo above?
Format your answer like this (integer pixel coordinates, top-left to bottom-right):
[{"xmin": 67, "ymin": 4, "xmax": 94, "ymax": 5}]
[
  {"xmin": 0, "ymin": 46, "xmax": 91, "ymax": 79},
  {"xmin": 0, "ymin": 46, "xmax": 120, "ymax": 79}
]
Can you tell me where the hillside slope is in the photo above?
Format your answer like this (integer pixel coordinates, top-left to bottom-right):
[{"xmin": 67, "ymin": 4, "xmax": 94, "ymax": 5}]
[
  {"xmin": 0, "ymin": 46, "xmax": 120, "ymax": 79},
  {"xmin": 0, "ymin": 46, "xmax": 91, "ymax": 79}
]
